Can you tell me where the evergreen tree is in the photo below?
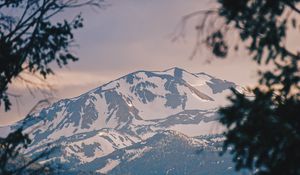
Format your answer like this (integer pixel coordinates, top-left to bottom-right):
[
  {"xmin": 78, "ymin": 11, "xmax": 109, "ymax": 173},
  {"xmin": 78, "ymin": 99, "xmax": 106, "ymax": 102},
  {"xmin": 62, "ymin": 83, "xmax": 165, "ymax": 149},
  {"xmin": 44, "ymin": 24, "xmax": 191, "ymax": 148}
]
[
  {"xmin": 199, "ymin": 1, "xmax": 300, "ymax": 174},
  {"xmin": 0, "ymin": 0, "xmax": 104, "ymax": 174}
]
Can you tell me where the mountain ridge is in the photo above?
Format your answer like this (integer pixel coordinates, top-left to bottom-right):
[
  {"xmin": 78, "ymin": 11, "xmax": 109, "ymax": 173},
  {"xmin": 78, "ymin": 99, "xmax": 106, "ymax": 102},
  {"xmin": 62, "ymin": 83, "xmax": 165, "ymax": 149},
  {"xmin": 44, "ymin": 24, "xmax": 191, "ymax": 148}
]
[{"xmin": 0, "ymin": 67, "xmax": 240, "ymax": 174}]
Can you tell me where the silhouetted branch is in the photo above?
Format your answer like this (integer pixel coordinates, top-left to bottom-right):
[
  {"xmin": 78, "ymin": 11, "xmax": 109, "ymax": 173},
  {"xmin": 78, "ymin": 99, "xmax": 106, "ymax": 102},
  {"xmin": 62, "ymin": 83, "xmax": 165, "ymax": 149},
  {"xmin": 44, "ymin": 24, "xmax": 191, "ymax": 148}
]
[
  {"xmin": 0, "ymin": 0, "xmax": 105, "ymax": 111},
  {"xmin": 285, "ymin": 1, "xmax": 300, "ymax": 14}
]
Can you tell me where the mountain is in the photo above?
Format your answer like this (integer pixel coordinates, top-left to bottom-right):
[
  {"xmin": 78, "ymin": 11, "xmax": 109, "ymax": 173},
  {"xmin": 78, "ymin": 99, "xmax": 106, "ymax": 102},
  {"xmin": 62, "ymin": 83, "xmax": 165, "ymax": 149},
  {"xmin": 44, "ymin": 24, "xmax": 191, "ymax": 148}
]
[
  {"xmin": 0, "ymin": 67, "xmax": 240, "ymax": 174},
  {"xmin": 78, "ymin": 131, "xmax": 235, "ymax": 175}
]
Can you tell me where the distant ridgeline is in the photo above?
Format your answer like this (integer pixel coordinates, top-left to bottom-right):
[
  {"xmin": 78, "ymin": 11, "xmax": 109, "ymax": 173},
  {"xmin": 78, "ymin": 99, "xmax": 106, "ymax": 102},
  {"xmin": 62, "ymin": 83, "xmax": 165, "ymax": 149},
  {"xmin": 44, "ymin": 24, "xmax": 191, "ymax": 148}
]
[{"xmin": 0, "ymin": 67, "xmax": 247, "ymax": 174}]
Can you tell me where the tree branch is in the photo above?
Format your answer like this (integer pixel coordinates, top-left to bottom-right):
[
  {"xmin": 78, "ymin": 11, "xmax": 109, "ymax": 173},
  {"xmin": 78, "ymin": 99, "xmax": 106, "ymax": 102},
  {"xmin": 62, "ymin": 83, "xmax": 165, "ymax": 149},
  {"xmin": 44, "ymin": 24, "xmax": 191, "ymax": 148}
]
[{"xmin": 285, "ymin": 1, "xmax": 300, "ymax": 14}]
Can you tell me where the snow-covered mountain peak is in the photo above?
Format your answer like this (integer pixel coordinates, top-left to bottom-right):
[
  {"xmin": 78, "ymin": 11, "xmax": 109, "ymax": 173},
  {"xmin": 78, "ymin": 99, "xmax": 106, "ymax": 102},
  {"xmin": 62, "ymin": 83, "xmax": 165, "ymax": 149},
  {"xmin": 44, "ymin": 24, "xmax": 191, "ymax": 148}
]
[
  {"xmin": 6, "ymin": 68, "xmax": 237, "ymax": 138},
  {"xmin": 1, "ymin": 67, "xmax": 241, "ymax": 174}
]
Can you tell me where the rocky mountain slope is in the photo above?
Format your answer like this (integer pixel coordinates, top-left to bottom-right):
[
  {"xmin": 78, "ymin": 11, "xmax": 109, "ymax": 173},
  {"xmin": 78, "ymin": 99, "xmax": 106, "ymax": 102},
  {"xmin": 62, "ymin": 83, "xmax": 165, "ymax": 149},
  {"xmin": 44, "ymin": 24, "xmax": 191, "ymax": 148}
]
[{"xmin": 0, "ymin": 67, "xmax": 240, "ymax": 174}]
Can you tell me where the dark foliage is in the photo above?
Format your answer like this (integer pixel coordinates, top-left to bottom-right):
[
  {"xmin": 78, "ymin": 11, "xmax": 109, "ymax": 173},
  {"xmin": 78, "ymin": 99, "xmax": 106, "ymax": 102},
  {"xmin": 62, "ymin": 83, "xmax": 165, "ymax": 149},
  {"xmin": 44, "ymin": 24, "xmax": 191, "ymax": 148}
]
[
  {"xmin": 0, "ymin": 0, "xmax": 104, "ymax": 111},
  {"xmin": 202, "ymin": 0, "xmax": 300, "ymax": 174},
  {"xmin": 0, "ymin": 128, "xmax": 54, "ymax": 175},
  {"xmin": 0, "ymin": 128, "xmax": 30, "ymax": 175},
  {"xmin": 215, "ymin": 0, "xmax": 300, "ymax": 64},
  {"xmin": 0, "ymin": 0, "xmax": 104, "ymax": 174},
  {"xmin": 220, "ymin": 88, "xmax": 300, "ymax": 175}
]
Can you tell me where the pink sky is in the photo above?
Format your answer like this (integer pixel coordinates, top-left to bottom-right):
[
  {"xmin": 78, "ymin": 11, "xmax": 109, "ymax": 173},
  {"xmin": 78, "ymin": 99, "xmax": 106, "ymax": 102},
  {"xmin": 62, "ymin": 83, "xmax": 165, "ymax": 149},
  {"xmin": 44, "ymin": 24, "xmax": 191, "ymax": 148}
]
[{"xmin": 0, "ymin": 0, "xmax": 260, "ymax": 125}]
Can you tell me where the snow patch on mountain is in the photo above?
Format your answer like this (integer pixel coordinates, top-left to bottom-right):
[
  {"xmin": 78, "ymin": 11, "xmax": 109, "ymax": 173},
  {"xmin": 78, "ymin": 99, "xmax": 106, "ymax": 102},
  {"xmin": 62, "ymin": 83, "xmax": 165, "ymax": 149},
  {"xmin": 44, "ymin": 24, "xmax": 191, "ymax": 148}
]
[{"xmin": 1, "ymin": 67, "xmax": 241, "ymax": 174}]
